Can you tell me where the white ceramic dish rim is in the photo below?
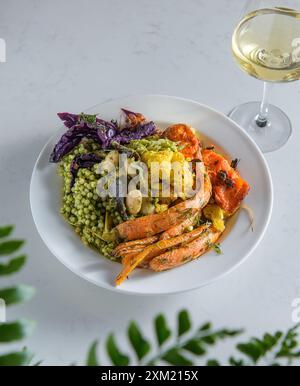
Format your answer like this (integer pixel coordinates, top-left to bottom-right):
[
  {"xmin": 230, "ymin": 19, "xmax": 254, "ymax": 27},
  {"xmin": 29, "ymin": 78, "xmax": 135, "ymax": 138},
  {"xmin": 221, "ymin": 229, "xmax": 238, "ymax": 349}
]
[{"xmin": 30, "ymin": 94, "xmax": 273, "ymax": 296}]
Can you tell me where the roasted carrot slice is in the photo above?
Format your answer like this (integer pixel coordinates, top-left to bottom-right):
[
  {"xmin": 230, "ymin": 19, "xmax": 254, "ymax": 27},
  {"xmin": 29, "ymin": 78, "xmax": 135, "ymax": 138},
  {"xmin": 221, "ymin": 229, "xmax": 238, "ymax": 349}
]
[
  {"xmin": 163, "ymin": 124, "xmax": 201, "ymax": 160},
  {"xmin": 116, "ymin": 173, "xmax": 212, "ymax": 241},
  {"xmin": 113, "ymin": 236, "xmax": 159, "ymax": 257},
  {"xmin": 159, "ymin": 214, "xmax": 198, "ymax": 240},
  {"xmin": 150, "ymin": 227, "xmax": 222, "ymax": 272},
  {"xmin": 202, "ymin": 149, "xmax": 250, "ymax": 214},
  {"xmin": 121, "ymin": 251, "xmax": 143, "ymax": 266},
  {"xmin": 115, "ymin": 224, "xmax": 210, "ymax": 286}
]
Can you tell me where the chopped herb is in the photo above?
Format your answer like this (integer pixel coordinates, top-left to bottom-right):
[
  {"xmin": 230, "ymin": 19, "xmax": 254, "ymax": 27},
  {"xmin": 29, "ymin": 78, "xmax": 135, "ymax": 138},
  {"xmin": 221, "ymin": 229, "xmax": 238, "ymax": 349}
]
[
  {"xmin": 212, "ymin": 243, "xmax": 222, "ymax": 255},
  {"xmin": 182, "ymin": 256, "xmax": 192, "ymax": 263},
  {"xmin": 159, "ymin": 258, "xmax": 169, "ymax": 265},
  {"xmin": 79, "ymin": 113, "xmax": 97, "ymax": 125},
  {"xmin": 197, "ymin": 218, "xmax": 212, "ymax": 227}
]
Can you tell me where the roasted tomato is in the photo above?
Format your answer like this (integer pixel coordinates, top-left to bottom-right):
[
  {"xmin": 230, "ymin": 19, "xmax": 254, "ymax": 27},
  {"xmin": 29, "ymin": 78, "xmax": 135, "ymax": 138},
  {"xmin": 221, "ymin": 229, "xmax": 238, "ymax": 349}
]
[{"xmin": 203, "ymin": 149, "xmax": 250, "ymax": 214}]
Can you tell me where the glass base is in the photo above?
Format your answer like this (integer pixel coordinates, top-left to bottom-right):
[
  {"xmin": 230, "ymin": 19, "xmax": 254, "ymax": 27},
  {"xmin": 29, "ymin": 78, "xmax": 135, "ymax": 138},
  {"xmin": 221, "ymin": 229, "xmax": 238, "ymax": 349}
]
[{"xmin": 228, "ymin": 102, "xmax": 292, "ymax": 153}]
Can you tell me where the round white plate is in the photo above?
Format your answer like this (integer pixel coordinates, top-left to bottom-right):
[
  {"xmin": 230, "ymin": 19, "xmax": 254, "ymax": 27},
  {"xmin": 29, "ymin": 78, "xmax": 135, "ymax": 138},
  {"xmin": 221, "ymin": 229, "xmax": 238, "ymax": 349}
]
[{"xmin": 30, "ymin": 95, "xmax": 273, "ymax": 295}]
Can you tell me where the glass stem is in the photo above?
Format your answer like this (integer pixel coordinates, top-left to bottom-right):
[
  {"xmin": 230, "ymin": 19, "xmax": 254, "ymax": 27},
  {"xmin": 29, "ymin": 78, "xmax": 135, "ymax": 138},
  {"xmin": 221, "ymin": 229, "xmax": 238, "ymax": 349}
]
[{"xmin": 256, "ymin": 82, "xmax": 272, "ymax": 128}]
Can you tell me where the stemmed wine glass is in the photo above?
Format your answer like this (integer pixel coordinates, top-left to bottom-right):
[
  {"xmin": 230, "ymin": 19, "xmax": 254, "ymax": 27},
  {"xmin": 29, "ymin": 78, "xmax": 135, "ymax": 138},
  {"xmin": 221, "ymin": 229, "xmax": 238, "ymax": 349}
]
[{"xmin": 229, "ymin": 0, "xmax": 300, "ymax": 153}]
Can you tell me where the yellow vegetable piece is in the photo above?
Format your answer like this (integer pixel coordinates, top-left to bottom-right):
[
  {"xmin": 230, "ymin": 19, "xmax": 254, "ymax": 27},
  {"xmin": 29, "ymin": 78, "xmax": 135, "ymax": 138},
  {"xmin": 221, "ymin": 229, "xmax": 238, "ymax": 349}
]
[
  {"xmin": 203, "ymin": 205, "xmax": 225, "ymax": 232},
  {"xmin": 142, "ymin": 150, "xmax": 173, "ymax": 165},
  {"xmin": 142, "ymin": 150, "xmax": 174, "ymax": 181},
  {"xmin": 100, "ymin": 212, "xmax": 117, "ymax": 242},
  {"xmin": 172, "ymin": 152, "xmax": 186, "ymax": 163},
  {"xmin": 155, "ymin": 203, "xmax": 169, "ymax": 213}
]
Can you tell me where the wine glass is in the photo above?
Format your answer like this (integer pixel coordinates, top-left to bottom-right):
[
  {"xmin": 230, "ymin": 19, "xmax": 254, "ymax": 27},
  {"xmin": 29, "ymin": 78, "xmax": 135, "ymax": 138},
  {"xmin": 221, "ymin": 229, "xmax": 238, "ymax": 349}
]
[{"xmin": 229, "ymin": 0, "xmax": 300, "ymax": 153}]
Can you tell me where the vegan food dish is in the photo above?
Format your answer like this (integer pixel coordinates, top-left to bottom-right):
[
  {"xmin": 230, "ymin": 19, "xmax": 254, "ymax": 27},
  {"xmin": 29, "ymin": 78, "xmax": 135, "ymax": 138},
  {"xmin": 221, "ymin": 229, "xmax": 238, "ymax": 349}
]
[{"xmin": 50, "ymin": 109, "xmax": 250, "ymax": 286}]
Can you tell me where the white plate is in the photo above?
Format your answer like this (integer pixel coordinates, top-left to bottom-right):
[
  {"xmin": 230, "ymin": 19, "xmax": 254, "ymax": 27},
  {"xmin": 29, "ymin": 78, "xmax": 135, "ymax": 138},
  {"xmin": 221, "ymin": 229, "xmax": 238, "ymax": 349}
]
[{"xmin": 30, "ymin": 95, "xmax": 273, "ymax": 295}]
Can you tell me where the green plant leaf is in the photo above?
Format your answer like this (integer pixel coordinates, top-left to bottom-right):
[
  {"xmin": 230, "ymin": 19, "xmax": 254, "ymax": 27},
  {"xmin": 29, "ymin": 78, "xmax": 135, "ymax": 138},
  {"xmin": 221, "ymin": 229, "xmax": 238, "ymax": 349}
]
[
  {"xmin": 0, "ymin": 350, "xmax": 32, "ymax": 366},
  {"xmin": 199, "ymin": 322, "xmax": 212, "ymax": 331},
  {"xmin": 237, "ymin": 330, "xmax": 284, "ymax": 365},
  {"xmin": 275, "ymin": 326, "xmax": 300, "ymax": 359},
  {"xmin": 155, "ymin": 314, "xmax": 171, "ymax": 347},
  {"xmin": 217, "ymin": 328, "xmax": 243, "ymax": 338},
  {"xmin": 229, "ymin": 357, "xmax": 246, "ymax": 366},
  {"xmin": 86, "ymin": 341, "xmax": 99, "ymax": 366},
  {"xmin": 178, "ymin": 310, "xmax": 191, "ymax": 337},
  {"xmin": 106, "ymin": 334, "xmax": 129, "ymax": 366},
  {"xmin": 162, "ymin": 348, "xmax": 193, "ymax": 366},
  {"xmin": 0, "ymin": 319, "xmax": 35, "ymax": 343},
  {"xmin": 0, "ymin": 225, "xmax": 14, "ymax": 238},
  {"xmin": 183, "ymin": 339, "xmax": 206, "ymax": 356},
  {"xmin": 0, "ymin": 285, "xmax": 35, "ymax": 306},
  {"xmin": 202, "ymin": 335, "xmax": 216, "ymax": 345},
  {"xmin": 237, "ymin": 342, "xmax": 262, "ymax": 363},
  {"xmin": 0, "ymin": 240, "xmax": 24, "ymax": 256},
  {"xmin": 0, "ymin": 255, "xmax": 27, "ymax": 276},
  {"xmin": 207, "ymin": 359, "xmax": 221, "ymax": 366},
  {"xmin": 128, "ymin": 321, "xmax": 150, "ymax": 361}
]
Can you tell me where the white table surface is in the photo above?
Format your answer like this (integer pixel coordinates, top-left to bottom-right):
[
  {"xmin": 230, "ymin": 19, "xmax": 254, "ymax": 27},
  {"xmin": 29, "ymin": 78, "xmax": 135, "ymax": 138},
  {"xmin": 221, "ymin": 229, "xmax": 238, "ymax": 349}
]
[{"xmin": 1, "ymin": 0, "xmax": 300, "ymax": 365}]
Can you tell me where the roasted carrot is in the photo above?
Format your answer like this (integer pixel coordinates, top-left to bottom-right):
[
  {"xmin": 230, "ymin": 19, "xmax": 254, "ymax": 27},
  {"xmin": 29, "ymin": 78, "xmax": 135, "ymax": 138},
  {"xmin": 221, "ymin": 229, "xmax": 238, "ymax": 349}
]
[
  {"xmin": 113, "ymin": 236, "xmax": 159, "ymax": 257},
  {"xmin": 115, "ymin": 224, "xmax": 211, "ymax": 286},
  {"xmin": 150, "ymin": 227, "xmax": 221, "ymax": 272},
  {"xmin": 116, "ymin": 174, "xmax": 212, "ymax": 241},
  {"xmin": 159, "ymin": 214, "xmax": 198, "ymax": 240},
  {"xmin": 121, "ymin": 251, "xmax": 143, "ymax": 266}
]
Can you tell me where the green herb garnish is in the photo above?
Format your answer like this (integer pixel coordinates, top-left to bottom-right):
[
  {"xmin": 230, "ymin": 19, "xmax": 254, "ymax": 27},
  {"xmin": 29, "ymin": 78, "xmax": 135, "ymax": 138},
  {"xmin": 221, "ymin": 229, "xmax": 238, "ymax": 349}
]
[{"xmin": 212, "ymin": 243, "xmax": 222, "ymax": 255}]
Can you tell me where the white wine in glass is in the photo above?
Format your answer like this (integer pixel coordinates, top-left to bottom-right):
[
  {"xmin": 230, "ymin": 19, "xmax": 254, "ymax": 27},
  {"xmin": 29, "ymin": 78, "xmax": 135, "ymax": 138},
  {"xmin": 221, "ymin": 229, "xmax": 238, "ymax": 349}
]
[{"xmin": 229, "ymin": 1, "xmax": 300, "ymax": 153}]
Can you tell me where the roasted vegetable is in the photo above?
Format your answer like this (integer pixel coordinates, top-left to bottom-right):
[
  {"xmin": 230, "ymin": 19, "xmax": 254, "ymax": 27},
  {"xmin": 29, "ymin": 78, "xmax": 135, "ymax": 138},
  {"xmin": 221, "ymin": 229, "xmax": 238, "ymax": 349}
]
[
  {"xmin": 116, "ymin": 225, "xmax": 214, "ymax": 286},
  {"xmin": 141, "ymin": 198, "xmax": 156, "ymax": 215},
  {"xmin": 116, "ymin": 177, "xmax": 129, "ymax": 220},
  {"xmin": 203, "ymin": 149, "xmax": 250, "ymax": 214},
  {"xmin": 203, "ymin": 204, "xmax": 225, "ymax": 232},
  {"xmin": 101, "ymin": 212, "xmax": 117, "ymax": 242},
  {"xmin": 126, "ymin": 190, "xmax": 143, "ymax": 215},
  {"xmin": 121, "ymin": 108, "xmax": 146, "ymax": 128},
  {"xmin": 116, "ymin": 173, "xmax": 212, "ymax": 241},
  {"xmin": 149, "ymin": 226, "xmax": 222, "ymax": 272}
]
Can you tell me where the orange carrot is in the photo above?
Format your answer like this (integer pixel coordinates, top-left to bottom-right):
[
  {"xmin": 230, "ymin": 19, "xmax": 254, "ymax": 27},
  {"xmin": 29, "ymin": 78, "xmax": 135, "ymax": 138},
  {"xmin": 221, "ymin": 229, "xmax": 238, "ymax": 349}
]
[
  {"xmin": 150, "ymin": 227, "xmax": 221, "ymax": 271},
  {"xmin": 116, "ymin": 174, "xmax": 212, "ymax": 241},
  {"xmin": 115, "ymin": 224, "xmax": 210, "ymax": 286},
  {"xmin": 113, "ymin": 236, "xmax": 159, "ymax": 257}
]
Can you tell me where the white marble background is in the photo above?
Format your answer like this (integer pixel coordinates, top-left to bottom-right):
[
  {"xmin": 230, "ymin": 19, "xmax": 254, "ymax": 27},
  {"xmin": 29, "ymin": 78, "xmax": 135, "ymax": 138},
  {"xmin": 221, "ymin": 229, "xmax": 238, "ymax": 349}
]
[{"xmin": 0, "ymin": 0, "xmax": 300, "ymax": 365}]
